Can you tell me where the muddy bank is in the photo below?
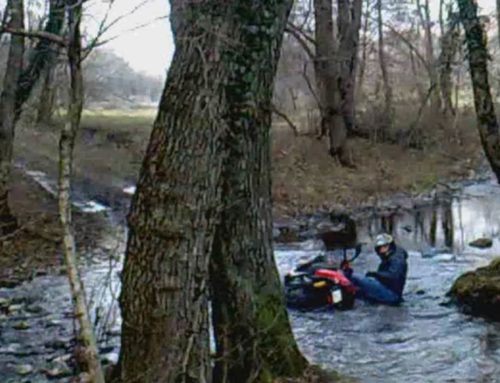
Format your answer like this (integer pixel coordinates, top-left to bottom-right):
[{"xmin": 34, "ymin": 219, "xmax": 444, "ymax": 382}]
[
  {"xmin": 14, "ymin": 108, "xmax": 486, "ymax": 220},
  {"xmin": 0, "ymin": 168, "xmax": 120, "ymax": 288}
]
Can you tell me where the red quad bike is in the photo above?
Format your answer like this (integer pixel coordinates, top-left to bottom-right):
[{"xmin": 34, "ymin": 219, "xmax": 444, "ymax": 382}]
[{"xmin": 284, "ymin": 244, "xmax": 362, "ymax": 311}]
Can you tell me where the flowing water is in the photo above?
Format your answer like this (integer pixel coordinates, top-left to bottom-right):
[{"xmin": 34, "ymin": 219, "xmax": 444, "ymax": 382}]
[{"xmin": 1, "ymin": 175, "xmax": 500, "ymax": 382}]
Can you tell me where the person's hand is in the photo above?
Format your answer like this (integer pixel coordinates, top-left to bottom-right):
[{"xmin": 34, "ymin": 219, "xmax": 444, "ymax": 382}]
[
  {"xmin": 365, "ymin": 271, "xmax": 377, "ymax": 278},
  {"xmin": 343, "ymin": 266, "xmax": 353, "ymax": 278}
]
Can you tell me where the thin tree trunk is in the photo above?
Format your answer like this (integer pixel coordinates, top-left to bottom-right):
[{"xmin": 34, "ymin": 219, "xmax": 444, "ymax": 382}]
[
  {"xmin": 58, "ymin": 1, "xmax": 105, "ymax": 382},
  {"xmin": 356, "ymin": 0, "xmax": 370, "ymax": 103},
  {"xmin": 337, "ymin": 0, "xmax": 362, "ymax": 133},
  {"xmin": 314, "ymin": 0, "xmax": 349, "ymax": 164},
  {"xmin": 0, "ymin": 0, "xmax": 24, "ymax": 235},
  {"xmin": 417, "ymin": 0, "xmax": 441, "ymax": 113},
  {"xmin": 458, "ymin": 0, "xmax": 500, "ymax": 182},
  {"xmin": 37, "ymin": 65, "xmax": 57, "ymax": 123},
  {"xmin": 377, "ymin": 0, "xmax": 393, "ymax": 132},
  {"xmin": 439, "ymin": 0, "xmax": 445, "ymax": 37},
  {"xmin": 210, "ymin": 2, "xmax": 307, "ymax": 382},
  {"xmin": 438, "ymin": 21, "xmax": 460, "ymax": 116},
  {"xmin": 496, "ymin": 0, "xmax": 500, "ymax": 49}
]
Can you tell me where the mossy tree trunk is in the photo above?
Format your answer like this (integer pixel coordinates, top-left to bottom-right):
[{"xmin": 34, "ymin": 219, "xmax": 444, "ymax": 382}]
[
  {"xmin": 0, "ymin": 0, "xmax": 24, "ymax": 235},
  {"xmin": 458, "ymin": 0, "xmax": 500, "ymax": 182},
  {"xmin": 209, "ymin": 2, "xmax": 308, "ymax": 382}
]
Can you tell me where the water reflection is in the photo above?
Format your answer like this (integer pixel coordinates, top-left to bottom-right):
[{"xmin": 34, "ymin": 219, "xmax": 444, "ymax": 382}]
[{"xmin": 359, "ymin": 182, "xmax": 500, "ymax": 257}]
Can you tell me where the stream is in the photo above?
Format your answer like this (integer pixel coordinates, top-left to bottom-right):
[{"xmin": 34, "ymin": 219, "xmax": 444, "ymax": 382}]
[{"xmin": 1, "ymin": 171, "xmax": 500, "ymax": 382}]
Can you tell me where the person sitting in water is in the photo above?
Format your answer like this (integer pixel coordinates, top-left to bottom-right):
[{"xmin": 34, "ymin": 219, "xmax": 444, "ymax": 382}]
[{"xmin": 348, "ymin": 233, "xmax": 408, "ymax": 305}]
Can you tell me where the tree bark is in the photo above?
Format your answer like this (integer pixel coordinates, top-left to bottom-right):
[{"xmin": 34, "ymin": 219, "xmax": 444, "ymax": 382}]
[
  {"xmin": 376, "ymin": 0, "xmax": 393, "ymax": 133},
  {"xmin": 0, "ymin": 0, "xmax": 24, "ymax": 235},
  {"xmin": 116, "ymin": 1, "xmax": 306, "ymax": 382},
  {"xmin": 458, "ymin": 0, "xmax": 500, "ymax": 182},
  {"xmin": 209, "ymin": 2, "xmax": 307, "ymax": 382},
  {"xmin": 58, "ymin": 1, "xmax": 105, "ymax": 382},
  {"xmin": 116, "ymin": 3, "xmax": 228, "ymax": 382}
]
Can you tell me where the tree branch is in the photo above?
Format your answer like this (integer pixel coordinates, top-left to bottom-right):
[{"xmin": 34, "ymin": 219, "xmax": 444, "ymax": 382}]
[
  {"xmin": 0, "ymin": 26, "xmax": 66, "ymax": 45},
  {"xmin": 272, "ymin": 103, "xmax": 299, "ymax": 136}
]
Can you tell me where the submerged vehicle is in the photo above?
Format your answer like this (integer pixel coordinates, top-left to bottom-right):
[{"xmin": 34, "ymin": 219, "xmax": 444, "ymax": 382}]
[{"xmin": 284, "ymin": 244, "xmax": 362, "ymax": 311}]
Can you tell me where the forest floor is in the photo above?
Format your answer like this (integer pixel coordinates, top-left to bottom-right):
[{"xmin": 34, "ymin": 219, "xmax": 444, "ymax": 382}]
[{"xmin": 0, "ymin": 107, "xmax": 485, "ymax": 285}]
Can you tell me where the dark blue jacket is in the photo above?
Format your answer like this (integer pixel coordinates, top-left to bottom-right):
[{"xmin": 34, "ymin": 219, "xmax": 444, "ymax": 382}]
[{"xmin": 373, "ymin": 245, "xmax": 408, "ymax": 298}]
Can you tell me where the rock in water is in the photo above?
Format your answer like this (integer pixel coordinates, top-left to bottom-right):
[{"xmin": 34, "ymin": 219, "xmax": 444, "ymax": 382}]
[
  {"xmin": 16, "ymin": 364, "xmax": 34, "ymax": 376},
  {"xmin": 469, "ymin": 238, "xmax": 493, "ymax": 249},
  {"xmin": 13, "ymin": 321, "xmax": 30, "ymax": 330},
  {"xmin": 448, "ymin": 257, "xmax": 500, "ymax": 321}
]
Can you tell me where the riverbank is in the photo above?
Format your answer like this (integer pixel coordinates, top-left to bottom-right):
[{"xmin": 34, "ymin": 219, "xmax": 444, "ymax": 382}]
[
  {"xmin": 2, "ymin": 107, "xmax": 487, "ymax": 284},
  {"xmin": 0, "ymin": 168, "xmax": 115, "ymax": 287}
]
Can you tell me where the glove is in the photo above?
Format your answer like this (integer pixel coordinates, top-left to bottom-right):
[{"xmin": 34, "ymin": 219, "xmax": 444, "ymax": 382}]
[{"xmin": 365, "ymin": 271, "xmax": 377, "ymax": 278}]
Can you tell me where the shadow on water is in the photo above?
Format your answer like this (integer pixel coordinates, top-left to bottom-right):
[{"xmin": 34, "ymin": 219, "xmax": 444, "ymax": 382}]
[{"xmin": 2, "ymin": 175, "xmax": 500, "ymax": 381}]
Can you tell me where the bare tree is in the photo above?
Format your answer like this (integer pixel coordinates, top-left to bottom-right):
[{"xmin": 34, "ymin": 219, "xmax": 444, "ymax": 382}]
[
  {"xmin": 438, "ymin": 11, "xmax": 460, "ymax": 116},
  {"xmin": 416, "ymin": 0, "xmax": 441, "ymax": 113},
  {"xmin": 458, "ymin": 0, "xmax": 500, "ymax": 182},
  {"xmin": 58, "ymin": 0, "xmax": 105, "ymax": 381},
  {"xmin": 377, "ymin": 0, "xmax": 393, "ymax": 133}
]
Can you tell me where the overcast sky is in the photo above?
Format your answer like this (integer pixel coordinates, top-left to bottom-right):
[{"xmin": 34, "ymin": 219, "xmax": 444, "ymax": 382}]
[
  {"xmin": 1, "ymin": 0, "xmax": 497, "ymax": 77},
  {"xmin": 97, "ymin": 0, "xmax": 497, "ymax": 78}
]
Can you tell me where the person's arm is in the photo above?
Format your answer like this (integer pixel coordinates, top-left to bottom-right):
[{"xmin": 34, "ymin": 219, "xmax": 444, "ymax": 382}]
[{"xmin": 370, "ymin": 256, "xmax": 405, "ymax": 284}]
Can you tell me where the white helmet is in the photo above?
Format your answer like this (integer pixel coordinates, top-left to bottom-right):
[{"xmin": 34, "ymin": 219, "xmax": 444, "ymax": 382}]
[{"xmin": 374, "ymin": 233, "xmax": 394, "ymax": 248}]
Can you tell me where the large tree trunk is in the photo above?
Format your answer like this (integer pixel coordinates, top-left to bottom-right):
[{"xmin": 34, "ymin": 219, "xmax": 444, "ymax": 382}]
[
  {"xmin": 376, "ymin": 0, "xmax": 393, "ymax": 133},
  {"xmin": 209, "ymin": 2, "xmax": 307, "ymax": 382},
  {"xmin": 58, "ymin": 2, "xmax": 105, "ymax": 382},
  {"xmin": 117, "ymin": 1, "xmax": 304, "ymax": 382},
  {"xmin": 458, "ymin": 0, "xmax": 500, "ymax": 182},
  {"xmin": 116, "ymin": 3, "xmax": 227, "ymax": 382},
  {"xmin": 314, "ymin": 0, "xmax": 349, "ymax": 164},
  {"xmin": 337, "ymin": 0, "xmax": 362, "ymax": 133},
  {"xmin": 0, "ymin": 0, "xmax": 24, "ymax": 235}
]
